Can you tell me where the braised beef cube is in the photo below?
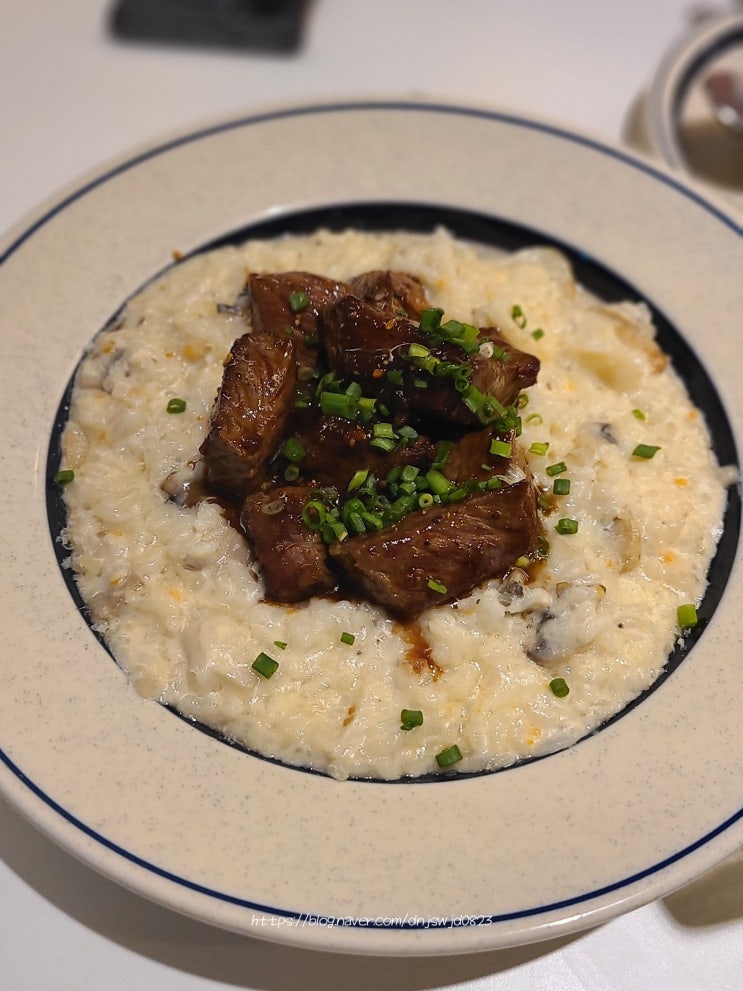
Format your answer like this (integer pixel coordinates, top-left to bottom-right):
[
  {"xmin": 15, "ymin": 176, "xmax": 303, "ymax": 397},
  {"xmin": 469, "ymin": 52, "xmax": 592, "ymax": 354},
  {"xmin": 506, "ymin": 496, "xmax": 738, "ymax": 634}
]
[
  {"xmin": 329, "ymin": 479, "xmax": 538, "ymax": 619},
  {"xmin": 471, "ymin": 328, "xmax": 540, "ymax": 407},
  {"xmin": 438, "ymin": 428, "xmax": 514, "ymax": 484},
  {"xmin": 200, "ymin": 331, "xmax": 297, "ymax": 498},
  {"xmin": 322, "ymin": 294, "xmax": 427, "ymax": 382},
  {"xmin": 240, "ymin": 485, "xmax": 337, "ymax": 602},
  {"xmin": 348, "ymin": 270, "xmax": 429, "ymax": 320},
  {"xmin": 288, "ymin": 407, "xmax": 436, "ymax": 490},
  {"xmin": 249, "ymin": 271, "xmax": 348, "ymax": 373},
  {"xmin": 323, "ymin": 296, "xmax": 539, "ymax": 427}
]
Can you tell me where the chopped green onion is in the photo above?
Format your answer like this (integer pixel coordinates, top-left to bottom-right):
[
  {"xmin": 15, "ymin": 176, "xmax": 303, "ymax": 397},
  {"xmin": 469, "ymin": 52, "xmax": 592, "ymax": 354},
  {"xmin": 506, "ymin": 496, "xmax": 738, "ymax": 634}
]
[
  {"xmin": 489, "ymin": 438, "xmax": 512, "ymax": 458},
  {"xmin": 420, "ymin": 307, "xmax": 444, "ymax": 332},
  {"xmin": 418, "ymin": 492, "xmax": 434, "ymax": 508},
  {"xmin": 301, "ymin": 500, "xmax": 326, "ymax": 529},
  {"xmin": 386, "ymin": 369, "xmax": 404, "ymax": 385},
  {"xmin": 372, "ymin": 422, "xmax": 395, "ymax": 439},
  {"xmin": 632, "ymin": 408, "xmax": 646, "ymax": 420},
  {"xmin": 340, "ymin": 631, "xmax": 355, "ymax": 646},
  {"xmin": 425, "ymin": 469, "xmax": 451, "ymax": 496},
  {"xmin": 431, "ymin": 441, "xmax": 453, "ymax": 470},
  {"xmin": 408, "ymin": 342, "xmax": 431, "ymax": 360},
  {"xmin": 525, "ymin": 413, "xmax": 543, "ymax": 426},
  {"xmin": 397, "ymin": 425, "xmax": 419, "ymax": 445},
  {"xmin": 549, "ymin": 677, "xmax": 570, "ymax": 698},
  {"xmin": 273, "ymin": 640, "xmax": 288, "ymax": 650},
  {"xmin": 54, "ymin": 469, "xmax": 75, "ymax": 485},
  {"xmin": 427, "ymin": 578, "xmax": 448, "ymax": 595},
  {"xmin": 529, "ymin": 441, "xmax": 549, "ymax": 456},
  {"xmin": 531, "ymin": 328, "xmax": 545, "ymax": 341},
  {"xmin": 357, "ymin": 396, "xmax": 377, "ymax": 422},
  {"xmin": 166, "ymin": 397, "xmax": 186, "ymax": 414},
  {"xmin": 546, "ymin": 461, "xmax": 567, "ymax": 477},
  {"xmin": 511, "ymin": 304, "xmax": 527, "ymax": 328},
  {"xmin": 400, "ymin": 709, "xmax": 423, "ymax": 731},
  {"xmin": 320, "ymin": 390, "xmax": 357, "ymax": 419},
  {"xmin": 436, "ymin": 744, "xmax": 463, "ymax": 768},
  {"xmin": 369, "ymin": 436, "xmax": 396, "ymax": 453},
  {"xmin": 632, "ymin": 444, "xmax": 661, "ymax": 459},
  {"xmin": 553, "ymin": 477, "xmax": 571, "ymax": 496},
  {"xmin": 348, "ymin": 468, "xmax": 369, "ymax": 492},
  {"xmin": 555, "ymin": 518, "xmax": 579, "ymax": 535},
  {"xmin": 284, "ymin": 464, "xmax": 300, "ymax": 481},
  {"xmin": 677, "ymin": 603, "xmax": 698, "ymax": 629},
  {"xmin": 252, "ymin": 652, "xmax": 279, "ymax": 679},
  {"xmin": 283, "ymin": 436, "xmax": 306, "ymax": 462},
  {"xmin": 288, "ymin": 289, "xmax": 310, "ymax": 312}
]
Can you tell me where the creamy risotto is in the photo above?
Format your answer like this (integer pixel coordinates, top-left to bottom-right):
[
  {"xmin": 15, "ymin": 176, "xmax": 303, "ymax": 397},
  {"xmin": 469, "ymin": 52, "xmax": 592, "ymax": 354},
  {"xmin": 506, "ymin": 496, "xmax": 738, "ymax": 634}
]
[{"xmin": 59, "ymin": 229, "xmax": 729, "ymax": 780}]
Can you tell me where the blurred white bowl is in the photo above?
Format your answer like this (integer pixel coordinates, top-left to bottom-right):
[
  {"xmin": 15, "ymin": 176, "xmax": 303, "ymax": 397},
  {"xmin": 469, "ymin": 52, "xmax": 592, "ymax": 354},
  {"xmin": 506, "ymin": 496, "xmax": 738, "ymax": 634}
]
[{"xmin": 644, "ymin": 13, "xmax": 743, "ymax": 215}]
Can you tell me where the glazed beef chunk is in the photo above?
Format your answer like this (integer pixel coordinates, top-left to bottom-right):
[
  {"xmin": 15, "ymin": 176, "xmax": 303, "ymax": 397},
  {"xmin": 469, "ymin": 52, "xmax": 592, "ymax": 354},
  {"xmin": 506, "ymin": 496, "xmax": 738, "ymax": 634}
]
[
  {"xmin": 241, "ymin": 485, "xmax": 337, "ymax": 602},
  {"xmin": 347, "ymin": 270, "xmax": 429, "ymax": 320},
  {"xmin": 287, "ymin": 406, "xmax": 436, "ymax": 490},
  {"xmin": 329, "ymin": 479, "xmax": 539, "ymax": 619},
  {"xmin": 323, "ymin": 294, "xmax": 539, "ymax": 425},
  {"xmin": 200, "ymin": 266, "xmax": 542, "ymax": 618},
  {"xmin": 473, "ymin": 328, "xmax": 541, "ymax": 407},
  {"xmin": 248, "ymin": 271, "xmax": 348, "ymax": 373},
  {"xmin": 200, "ymin": 330, "xmax": 297, "ymax": 498}
]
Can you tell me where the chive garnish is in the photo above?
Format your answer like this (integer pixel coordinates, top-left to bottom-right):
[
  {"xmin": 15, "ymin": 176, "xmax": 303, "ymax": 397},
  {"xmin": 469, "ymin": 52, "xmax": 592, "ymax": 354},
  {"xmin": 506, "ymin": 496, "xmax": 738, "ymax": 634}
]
[
  {"xmin": 677, "ymin": 603, "xmax": 698, "ymax": 629},
  {"xmin": 320, "ymin": 390, "xmax": 357, "ymax": 419},
  {"xmin": 400, "ymin": 709, "xmax": 423, "ymax": 731},
  {"xmin": 348, "ymin": 468, "xmax": 369, "ymax": 492},
  {"xmin": 282, "ymin": 436, "xmax": 306, "ymax": 462},
  {"xmin": 531, "ymin": 328, "xmax": 545, "ymax": 340},
  {"xmin": 529, "ymin": 441, "xmax": 549, "ymax": 456},
  {"xmin": 549, "ymin": 677, "xmax": 570, "ymax": 698},
  {"xmin": 555, "ymin": 518, "xmax": 579, "ymax": 535},
  {"xmin": 273, "ymin": 641, "xmax": 288, "ymax": 650},
  {"xmin": 166, "ymin": 397, "xmax": 186, "ymax": 414},
  {"xmin": 288, "ymin": 290, "xmax": 310, "ymax": 312},
  {"xmin": 340, "ymin": 631, "xmax": 355, "ymax": 645},
  {"xmin": 511, "ymin": 304, "xmax": 527, "ymax": 328},
  {"xmin": 436, "ymin": 745, "xmax": 463, "ymax": 768},
  {"xmin": 54, "ymin": 469, "xmax": 75, "ymax": 485},
  {"xmin": 427, "ymin": 578, "xmax": 448, "ymax": 595},
  {"xmin": 552, "ymin": 477, "xmax": 571, "ymax": 496},
  {"xmin": 632, "ymin": 409, "xmax": 646, "ymax": 420},
  {"xmin": 632, "ymin": 444, "xmax": 661, "ymax": 459},
  {"xmin": 252, "ymin": 652, "xmax": 279, "ymax": 679},
  {"xmin": 489, "ymin": 438, "xmax": 512, "ymax": 458},
  {"xmin": 546, "ymin": 461, "xmax": 567, "ymax": 477}
]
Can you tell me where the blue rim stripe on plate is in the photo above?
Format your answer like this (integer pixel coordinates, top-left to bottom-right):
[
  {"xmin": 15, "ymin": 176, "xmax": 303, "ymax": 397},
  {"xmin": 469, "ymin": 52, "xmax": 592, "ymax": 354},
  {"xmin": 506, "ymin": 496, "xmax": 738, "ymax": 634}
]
[
  {"xmin": 2, "ymin": 744, "xmax": 743, "ymax": 927},
  {"xmin": 1, "ymin": 100, "xmax": 740, "ymax": 267}
]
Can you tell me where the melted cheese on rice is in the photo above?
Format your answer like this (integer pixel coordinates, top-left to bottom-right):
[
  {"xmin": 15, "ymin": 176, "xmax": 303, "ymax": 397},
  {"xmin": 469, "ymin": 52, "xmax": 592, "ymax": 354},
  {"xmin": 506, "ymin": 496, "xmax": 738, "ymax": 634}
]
[{"xmin": 60, "ymin": 229, "xmax": 728, "ymax": 780}]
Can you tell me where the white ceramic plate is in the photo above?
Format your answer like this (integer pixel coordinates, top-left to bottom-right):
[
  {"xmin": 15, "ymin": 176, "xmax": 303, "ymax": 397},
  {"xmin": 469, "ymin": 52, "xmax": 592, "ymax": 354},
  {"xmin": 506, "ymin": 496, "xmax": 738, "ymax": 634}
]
[{"xmin": 1, "ymin": 102, "xmax": 742, "ymax": 956}]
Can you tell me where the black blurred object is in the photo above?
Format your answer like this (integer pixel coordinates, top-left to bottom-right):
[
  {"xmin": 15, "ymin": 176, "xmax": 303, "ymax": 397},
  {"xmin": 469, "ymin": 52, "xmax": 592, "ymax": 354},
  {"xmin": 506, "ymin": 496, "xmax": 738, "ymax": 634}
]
[{"xmin": 110, "ymin": 0, "xmax": 311, "ymax": 53}]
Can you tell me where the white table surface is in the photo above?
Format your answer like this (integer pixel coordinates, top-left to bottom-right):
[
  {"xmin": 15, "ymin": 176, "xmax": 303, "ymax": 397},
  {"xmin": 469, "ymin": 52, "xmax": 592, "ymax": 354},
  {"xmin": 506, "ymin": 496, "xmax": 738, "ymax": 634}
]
[{"xmin": 2, "ymin": 2, "xmax": 742, "ymax": 988}]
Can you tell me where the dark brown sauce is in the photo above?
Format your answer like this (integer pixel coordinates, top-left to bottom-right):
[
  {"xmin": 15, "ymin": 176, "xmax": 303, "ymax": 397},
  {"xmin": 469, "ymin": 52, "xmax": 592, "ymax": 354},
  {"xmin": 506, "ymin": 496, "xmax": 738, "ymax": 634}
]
[{"xmin": 395, "ymin": 619, "xmax": 442, "ymax": 680}]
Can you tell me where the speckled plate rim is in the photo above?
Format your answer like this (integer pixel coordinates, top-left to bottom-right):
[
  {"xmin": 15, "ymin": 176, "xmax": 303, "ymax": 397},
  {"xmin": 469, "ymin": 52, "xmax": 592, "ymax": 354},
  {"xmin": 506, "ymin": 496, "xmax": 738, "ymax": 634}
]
[{"xmin": 1, "ymin": 101, "xmax": 742, "ymax": 957}]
